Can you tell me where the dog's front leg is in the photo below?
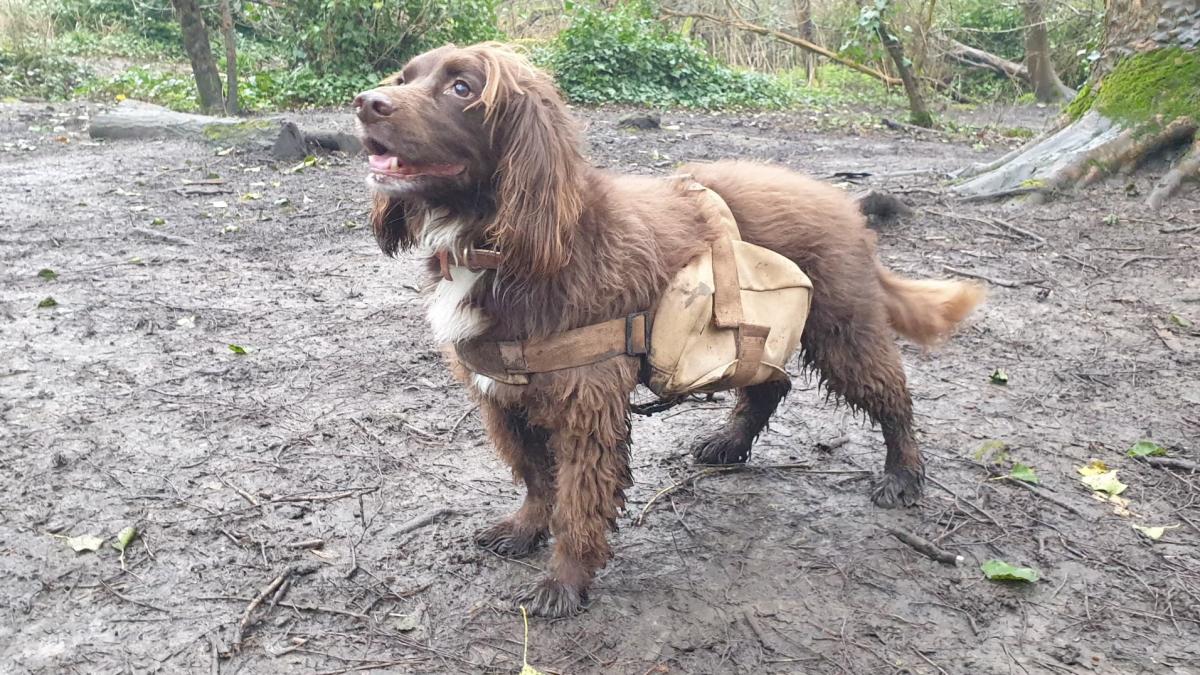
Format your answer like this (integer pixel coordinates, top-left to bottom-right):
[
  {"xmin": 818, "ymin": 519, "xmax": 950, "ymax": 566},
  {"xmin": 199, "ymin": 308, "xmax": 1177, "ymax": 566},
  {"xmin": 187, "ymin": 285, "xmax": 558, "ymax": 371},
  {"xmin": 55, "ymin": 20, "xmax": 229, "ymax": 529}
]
[
  {"xmin": 474, "ymin": 401, "xmax": 555, "ymax": 557},
  {"xmin": 518, "ymin": 384, "xmax": 634, "ymax": 617}
]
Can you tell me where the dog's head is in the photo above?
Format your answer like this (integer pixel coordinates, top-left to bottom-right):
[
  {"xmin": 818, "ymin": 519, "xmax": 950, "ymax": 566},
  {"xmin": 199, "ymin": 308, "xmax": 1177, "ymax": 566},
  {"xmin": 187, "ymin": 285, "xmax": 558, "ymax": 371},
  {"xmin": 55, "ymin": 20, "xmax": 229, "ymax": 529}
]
[{"xmin": 355, "ymin": 43, "xmax": 584, "ymax": 278}]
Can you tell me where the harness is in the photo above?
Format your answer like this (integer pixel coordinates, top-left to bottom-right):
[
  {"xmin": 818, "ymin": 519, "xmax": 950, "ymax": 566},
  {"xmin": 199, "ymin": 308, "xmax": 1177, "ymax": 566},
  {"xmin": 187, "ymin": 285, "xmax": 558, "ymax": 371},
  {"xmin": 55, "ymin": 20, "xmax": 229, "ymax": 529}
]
[{"xmin": 431, "ymin": 180, "xmax": 799, "ymax": 393}]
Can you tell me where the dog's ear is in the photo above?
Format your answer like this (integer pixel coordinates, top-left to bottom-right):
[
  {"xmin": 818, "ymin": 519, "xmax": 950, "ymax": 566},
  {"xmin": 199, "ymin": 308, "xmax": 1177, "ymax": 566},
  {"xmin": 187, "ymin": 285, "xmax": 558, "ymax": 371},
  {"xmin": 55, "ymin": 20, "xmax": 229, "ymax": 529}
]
[
  {"xmin": 370, "ymin": 193, "xmax": 413, "ymax": 256},
  {"xmin": 475, "ymin": 45, "xmax": 584, "ymax": 280}
]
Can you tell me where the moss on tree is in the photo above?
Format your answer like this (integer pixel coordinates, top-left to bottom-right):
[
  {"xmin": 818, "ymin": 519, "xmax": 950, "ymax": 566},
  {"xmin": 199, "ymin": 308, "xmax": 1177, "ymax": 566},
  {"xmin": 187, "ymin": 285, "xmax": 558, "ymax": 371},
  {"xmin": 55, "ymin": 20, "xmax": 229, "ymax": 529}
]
[{"xmin": 1066, "ymin": 47, "xmax": 1200, "ymax": 124}]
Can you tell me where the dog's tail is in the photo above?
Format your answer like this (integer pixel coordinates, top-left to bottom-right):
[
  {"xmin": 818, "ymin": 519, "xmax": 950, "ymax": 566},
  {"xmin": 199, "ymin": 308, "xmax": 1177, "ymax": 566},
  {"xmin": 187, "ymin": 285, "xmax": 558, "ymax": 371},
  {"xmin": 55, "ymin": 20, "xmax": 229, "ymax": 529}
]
[{"xmin": 876, "ymin": 265, "xmax": 985, "ymax": 347}]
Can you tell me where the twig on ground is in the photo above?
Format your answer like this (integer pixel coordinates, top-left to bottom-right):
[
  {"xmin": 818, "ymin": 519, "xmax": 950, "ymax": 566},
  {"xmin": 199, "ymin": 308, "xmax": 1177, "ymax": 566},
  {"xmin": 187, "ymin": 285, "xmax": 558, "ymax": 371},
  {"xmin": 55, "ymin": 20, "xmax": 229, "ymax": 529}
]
[
  {"xmin": 217, "ymin": 475, "xmax": 260, "ymax": 507},
  {"xmin": 942, "ymin": 265, "xmax": 1034, "ymax": 288},
  {"xmin": 99, "ymin": 579, "xmax": 172, "ymax": 613},
  {"xmin": 885, "ymin": 527, "xmax": 963, "ymax": 565},
  {"xmin": 987, "ymin": 216, "xmax": 1046, "ymax": 243},
  {"xmin": 230, "ymin": 564, "xmax": 316, "ymax": 654},
  {"xmin": 1140, "ymin": 456, "xmax": 1200, "ymax": 473},
  {"xmin": 637, "ymin": 467, "xmax": 739, "ymax": 525},
  {"xmin": 913, "ymin": 648, "xmax": 950, "ymax": 675},
  {"xmin": 446, "ymin": 405, "xmax": 478, "ymax": 441},
  {"xmin": 282, "ymin": 539, "xmax": 324, "ymax": 550},
  {"xmin": 1118, "ymin": 255, "xmax": 1173, "ymax": 270},
  {"xmin": 130, "ymin": 227, "xmax": 196, "ymax": 247},
  {"xmin": 395, "ymin": 507, "xmax": 460, "ymax": 536},
  {"xmin": 1161, "ymin": 224, "xmax": 1199, "ymax": 234},
  {"xmin": 231, "ymin": 570, "xmax": 289, "ymax": 654},
  {"xmin": 1002, "ymin": 478, "xmax": 1090, "ymax": 518}
]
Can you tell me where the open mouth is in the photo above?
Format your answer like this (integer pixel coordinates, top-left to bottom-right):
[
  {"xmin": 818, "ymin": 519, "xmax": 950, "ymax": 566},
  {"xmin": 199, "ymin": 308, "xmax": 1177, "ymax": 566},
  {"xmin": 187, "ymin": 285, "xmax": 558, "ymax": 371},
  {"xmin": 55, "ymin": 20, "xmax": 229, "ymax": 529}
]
[{"xmin": 364, "ymin": 138, "xmax": 464, "ymax": 180}]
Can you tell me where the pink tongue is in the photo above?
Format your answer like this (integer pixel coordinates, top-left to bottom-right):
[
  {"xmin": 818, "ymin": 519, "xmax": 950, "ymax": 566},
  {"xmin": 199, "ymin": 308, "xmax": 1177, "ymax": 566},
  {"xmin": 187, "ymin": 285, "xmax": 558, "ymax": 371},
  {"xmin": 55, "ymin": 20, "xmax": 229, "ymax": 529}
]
[{"xmin": 368, "ymin": 155, "xmax": 397, "ymax": 172}]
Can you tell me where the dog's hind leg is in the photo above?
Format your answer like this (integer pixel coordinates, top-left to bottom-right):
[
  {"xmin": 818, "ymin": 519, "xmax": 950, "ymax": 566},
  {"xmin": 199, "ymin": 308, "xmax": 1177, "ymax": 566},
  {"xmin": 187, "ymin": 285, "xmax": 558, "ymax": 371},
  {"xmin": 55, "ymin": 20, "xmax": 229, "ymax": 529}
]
[
  {"xmin": 691, "ymin": 379, "xmax": 791, "ymax": 464},
  {"xmin": 474, "ymin": 403, "xmax": 555, "ymax": 557},
  {"xmin": 802, "ymin": 302, "xmax": 925, "ymax": 508}
]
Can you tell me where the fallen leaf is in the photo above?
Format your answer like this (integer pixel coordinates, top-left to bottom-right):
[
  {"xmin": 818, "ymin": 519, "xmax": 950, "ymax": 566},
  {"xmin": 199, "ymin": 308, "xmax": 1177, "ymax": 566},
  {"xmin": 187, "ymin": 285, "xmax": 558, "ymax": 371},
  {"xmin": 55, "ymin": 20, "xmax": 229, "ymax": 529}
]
[
  {"xmin": 150, "ymin": 217, "xmax": 166, "ymax": 226},
  {"xmin": 1009, "ymin": 462, "xmax": 1039, "ymax": 484},
  {"xmin": 989, "ymin": 368, "xmax": 1009, "ymax": 385},
  {"xmin": 228, "ymin": 344, "xmax": 247, "ymax": 355},
  {"xmin": 37, "ymin": 268, "xmax": 58, "ymax": 281},
  {"xmin": 981, "ymin": 559, "xmax": 1040, "ymax": 582},
  {"xmin": 211, "ymin": 200, "xmax": 228, "ymax": 209},
  {"xmin": 1127, "ymin": 441, "xmax": 1166, "ymax": 458},
  {"xmin": 1080, "ymin": 470, "xmax": 1126, "ymax": 496},
  {"xmin": 1168, "ymin": 313, "xmax": 1192, "ymax": 328},
  {"xmin": 1092, "ymin": 492, "xmax": 1134, "ymax": 517},
  {"xmin": 1131, "ymin": 524, "xmax": 1178, "ymax": 541},
  {"xmin": 67, "ymin": 534, "xmax": 105, "ymax": 552},
  {"xmin": 37, "ymin": 296, "xmax": 57, "ymax": 308},
  {"xmin": 973, "ymin": 439, "xmax": 1009, "ymax": 465},
  {"xmin": 176, "ymin": 315, "xmax": 196, "ymax": 329},
  {"xmin": 215, "ymin": 146, "xmax": 233, "ymax": 156},
  {"xmin": 240, "ymin": 192, "xmax": 262, "ymax": 201},
  {"xmin": 112, "ymin": 526, "xmax": 137, "ymax": 552},
  {"xmin": 1077, "ymin": 460, "xmax": 1109, "ymax": 477}
]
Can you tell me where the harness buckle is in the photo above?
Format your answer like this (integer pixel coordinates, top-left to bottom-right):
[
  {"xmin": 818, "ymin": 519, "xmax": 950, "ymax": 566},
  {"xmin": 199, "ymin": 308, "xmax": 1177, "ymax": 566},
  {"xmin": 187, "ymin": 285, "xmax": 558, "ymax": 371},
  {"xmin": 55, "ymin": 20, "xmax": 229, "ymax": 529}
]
[{"xmin": 625, "ymin": 311, "xmax": 650, "ymax": 356}]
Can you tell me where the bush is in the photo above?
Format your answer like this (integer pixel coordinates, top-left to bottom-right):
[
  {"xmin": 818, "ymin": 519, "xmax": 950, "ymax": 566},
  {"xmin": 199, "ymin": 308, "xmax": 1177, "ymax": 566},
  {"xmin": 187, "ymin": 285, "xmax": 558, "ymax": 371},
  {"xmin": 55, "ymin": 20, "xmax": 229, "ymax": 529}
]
[
  {"xmin": 285, "ymin": 0, "xmax": 500, "ymax": 76},
  {"xmin": 0, "ymin": 50, "xmax": 89, "ymax": 100},
  {"xmin": 545, "ymin": 0, "xmax": 792, "ymax": 109}
]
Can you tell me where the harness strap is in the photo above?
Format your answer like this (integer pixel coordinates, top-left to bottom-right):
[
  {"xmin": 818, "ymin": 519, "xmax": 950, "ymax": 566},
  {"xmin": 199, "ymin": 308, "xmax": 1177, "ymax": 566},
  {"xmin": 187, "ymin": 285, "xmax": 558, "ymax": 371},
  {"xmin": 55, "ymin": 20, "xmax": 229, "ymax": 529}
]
[{"xmin": 455, "ymin": 312, "xmax": 650, "ymax": 384}]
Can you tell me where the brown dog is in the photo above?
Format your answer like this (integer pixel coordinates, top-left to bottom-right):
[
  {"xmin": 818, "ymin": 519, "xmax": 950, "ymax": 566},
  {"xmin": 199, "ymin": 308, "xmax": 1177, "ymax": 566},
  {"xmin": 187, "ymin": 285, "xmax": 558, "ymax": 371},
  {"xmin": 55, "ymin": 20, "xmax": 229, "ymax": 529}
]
[{"xmin": 354, "ymin": 42, "xmax": 983, "ymax": 617}]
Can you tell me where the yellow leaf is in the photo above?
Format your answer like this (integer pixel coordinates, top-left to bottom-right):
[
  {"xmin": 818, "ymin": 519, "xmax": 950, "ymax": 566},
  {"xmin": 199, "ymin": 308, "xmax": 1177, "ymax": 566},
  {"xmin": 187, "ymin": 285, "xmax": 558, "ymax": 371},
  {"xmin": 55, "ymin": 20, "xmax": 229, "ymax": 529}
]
[
  {"xmin": 520, "ymin": 666, "xmax": 545, "ymax": 675},
  {"xmin": 1132, "ymin": 524, "xmax": 1178, "ymax": 541},
  {"xmin": 1091, "ymin": 492, "xmax": 1134, "ymax": 517},
  {"xmin": 1077, "ymin": 460, "xmax": 1109, "ymax": 477},
  {"xmin": 1080, "ymin": 470, "xmax": 1126, "ymax": 496},
  {"xmin": 115, "ymin": 93, "xmax": 127, "ymax": 102}
]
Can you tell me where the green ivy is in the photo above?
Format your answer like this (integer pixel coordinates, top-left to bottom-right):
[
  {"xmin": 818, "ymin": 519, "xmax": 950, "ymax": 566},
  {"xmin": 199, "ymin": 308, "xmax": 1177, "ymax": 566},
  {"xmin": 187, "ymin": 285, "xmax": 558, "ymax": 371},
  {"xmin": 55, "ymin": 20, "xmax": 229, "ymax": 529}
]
[{"xmin": 544, "ymin": 1, "xmax": 794, "ymax": 109}]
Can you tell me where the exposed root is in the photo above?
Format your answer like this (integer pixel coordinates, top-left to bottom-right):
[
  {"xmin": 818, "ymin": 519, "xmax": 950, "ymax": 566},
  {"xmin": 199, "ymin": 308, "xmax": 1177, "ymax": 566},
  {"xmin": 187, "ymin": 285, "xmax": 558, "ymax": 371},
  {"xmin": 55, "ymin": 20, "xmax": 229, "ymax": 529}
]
[
  {"xmin": 1148, "ymin": 136, "xmax": 1200, "ymax": 209},
  {"xmin": 953, "ymin": 112, "xmax": 1199, "ymax": 205}
]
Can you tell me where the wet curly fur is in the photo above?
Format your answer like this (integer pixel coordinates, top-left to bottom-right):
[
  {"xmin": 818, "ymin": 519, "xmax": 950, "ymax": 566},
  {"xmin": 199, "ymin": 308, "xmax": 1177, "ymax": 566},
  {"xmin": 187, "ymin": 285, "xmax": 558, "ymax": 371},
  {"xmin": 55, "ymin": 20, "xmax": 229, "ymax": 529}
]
[{"xmin": 356, "ymin": 43, "xmax": 984, "ymax": 618}]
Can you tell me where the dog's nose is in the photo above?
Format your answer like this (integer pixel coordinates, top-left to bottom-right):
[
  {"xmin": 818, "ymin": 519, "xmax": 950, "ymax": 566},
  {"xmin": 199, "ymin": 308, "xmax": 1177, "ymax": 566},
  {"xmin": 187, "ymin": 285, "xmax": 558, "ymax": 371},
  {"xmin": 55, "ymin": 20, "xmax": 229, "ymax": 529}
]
[{"xmin": 354, "ymin": 91, "xmax": 395, "ymax": 123}]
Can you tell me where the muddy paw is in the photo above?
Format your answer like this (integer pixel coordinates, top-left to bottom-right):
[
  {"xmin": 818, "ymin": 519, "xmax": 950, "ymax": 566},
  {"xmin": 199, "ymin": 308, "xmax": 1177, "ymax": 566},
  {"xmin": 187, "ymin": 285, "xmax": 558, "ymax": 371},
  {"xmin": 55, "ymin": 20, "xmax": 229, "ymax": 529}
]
[
  {"xmin": 514, "ymin": 578, "xmax": 588, "ymax": 618},
  {"xmin": 691, "ymin": 428, "xmax": 752, "ymax": 465},
  {"xmin": 474, "ymin": 519, "xmax": 546, "ymax": 558},
  {"xmin": 871, "ymin": 466, "xmax": 925, "ymax": 508}
]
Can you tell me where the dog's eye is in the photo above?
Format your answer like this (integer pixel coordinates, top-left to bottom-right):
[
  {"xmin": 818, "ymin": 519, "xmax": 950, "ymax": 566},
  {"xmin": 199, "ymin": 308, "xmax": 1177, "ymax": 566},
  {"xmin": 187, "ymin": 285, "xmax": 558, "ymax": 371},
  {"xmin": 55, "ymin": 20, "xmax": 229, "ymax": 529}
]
[{"xmin": 450, "ymin": 80, "xmax": 472, "ymax": 98}]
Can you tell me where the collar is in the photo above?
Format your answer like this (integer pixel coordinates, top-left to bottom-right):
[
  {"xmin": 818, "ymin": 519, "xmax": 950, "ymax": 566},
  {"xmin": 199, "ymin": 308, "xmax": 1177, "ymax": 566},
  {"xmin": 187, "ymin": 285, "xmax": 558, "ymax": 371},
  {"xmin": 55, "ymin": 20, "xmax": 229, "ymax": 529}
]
[{"xmin": 432, "ymin": 247, "xmax": 503, "ymax": 281}]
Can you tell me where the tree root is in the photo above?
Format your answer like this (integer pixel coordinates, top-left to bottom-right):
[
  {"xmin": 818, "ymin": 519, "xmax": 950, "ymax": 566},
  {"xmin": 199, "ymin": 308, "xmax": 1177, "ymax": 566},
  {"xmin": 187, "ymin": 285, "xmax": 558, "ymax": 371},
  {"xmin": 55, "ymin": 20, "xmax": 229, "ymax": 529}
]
[
  {"xmin": 953, "ymin": 111, "xmax": 1199, "ymax": 206},
  {"xmin": 1148, "ymin": 136, "xmax": 1200, "ymax": 209}
]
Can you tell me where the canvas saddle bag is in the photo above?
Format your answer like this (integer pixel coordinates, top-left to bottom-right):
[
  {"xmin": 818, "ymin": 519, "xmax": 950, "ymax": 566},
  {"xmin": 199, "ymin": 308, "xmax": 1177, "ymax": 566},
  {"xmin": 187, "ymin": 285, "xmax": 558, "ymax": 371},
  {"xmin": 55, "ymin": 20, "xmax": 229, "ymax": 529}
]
[
  {"xmin": 643, "ymin": 181, "xmax": 813, "ymax": 397},
  {"xmin": 449, "ymin": 180, "xmax": 813, "ymax": 397}
]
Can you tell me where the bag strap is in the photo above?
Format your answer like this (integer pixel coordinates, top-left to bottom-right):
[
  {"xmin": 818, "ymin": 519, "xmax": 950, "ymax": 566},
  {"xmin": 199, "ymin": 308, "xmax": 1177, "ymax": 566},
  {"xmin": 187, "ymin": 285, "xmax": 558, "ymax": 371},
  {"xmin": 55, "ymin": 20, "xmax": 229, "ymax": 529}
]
[{"xmin": 688, "ymin": 184, "xmax": 770, "ymax": 388}]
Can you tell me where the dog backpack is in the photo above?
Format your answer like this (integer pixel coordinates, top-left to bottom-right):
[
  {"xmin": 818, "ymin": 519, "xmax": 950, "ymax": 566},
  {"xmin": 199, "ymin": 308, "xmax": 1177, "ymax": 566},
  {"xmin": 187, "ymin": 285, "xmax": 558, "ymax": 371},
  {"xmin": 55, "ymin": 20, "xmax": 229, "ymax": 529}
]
[{"xmin": 644, "ymin": 182, "xmax": 813, "ymax": 398}]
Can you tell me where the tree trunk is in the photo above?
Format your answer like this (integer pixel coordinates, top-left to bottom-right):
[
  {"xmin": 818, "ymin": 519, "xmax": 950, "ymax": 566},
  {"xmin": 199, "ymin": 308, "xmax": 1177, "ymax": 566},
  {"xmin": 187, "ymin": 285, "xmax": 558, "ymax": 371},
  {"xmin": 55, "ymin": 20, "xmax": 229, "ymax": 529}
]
[
  {"xmin": 170, "ymin": 0, "xmax": 224, "ymax": 114},
  {"xmin": 219, "ymin": 0, "xmax": 238, "ymax": 115},
  {"xmin": 793, "ymin": 0, "xmax": 817, "ymax": 84},
  {"xmin": 953, "ymin": 0, "xmax": 1200, "ymax": 208},
  {"xmin": 877, "ymin": 21, "xmax": 933, "ymax": 128},
  {"xmin": 1021, "ymin": 0, "xmax": 1074, "ymax": 102}
]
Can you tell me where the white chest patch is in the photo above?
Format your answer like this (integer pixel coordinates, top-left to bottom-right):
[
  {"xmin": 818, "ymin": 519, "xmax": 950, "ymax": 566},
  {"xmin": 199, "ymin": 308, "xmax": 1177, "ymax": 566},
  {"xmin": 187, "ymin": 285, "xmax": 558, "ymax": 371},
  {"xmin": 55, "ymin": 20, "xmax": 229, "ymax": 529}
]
[
  {"xmin": 420, "ymin": 213, "xmax": 491, "ymax": 345},
  {"xmin": 472, "ymin": 374, "xmax": 498, "ymax": 398}
]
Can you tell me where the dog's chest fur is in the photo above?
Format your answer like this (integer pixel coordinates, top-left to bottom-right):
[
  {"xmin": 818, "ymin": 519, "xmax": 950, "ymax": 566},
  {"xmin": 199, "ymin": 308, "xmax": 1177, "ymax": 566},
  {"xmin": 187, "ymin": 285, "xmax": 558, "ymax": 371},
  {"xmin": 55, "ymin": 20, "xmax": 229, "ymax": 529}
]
[{"xmin": 420, "ymin": 211, "xmax": 491, "ymax": 345}]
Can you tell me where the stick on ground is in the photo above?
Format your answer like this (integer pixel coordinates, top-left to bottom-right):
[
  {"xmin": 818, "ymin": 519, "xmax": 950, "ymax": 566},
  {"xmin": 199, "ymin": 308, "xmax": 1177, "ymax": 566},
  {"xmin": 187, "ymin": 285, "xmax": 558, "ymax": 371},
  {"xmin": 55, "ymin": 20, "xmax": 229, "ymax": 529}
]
[
  {"xmin": 394, "ymin": 507, "xmax": 460, "ymax": 536},
  {"xmin": 885, "ymin": 527, "xmax": 963, "ymax": 566}
]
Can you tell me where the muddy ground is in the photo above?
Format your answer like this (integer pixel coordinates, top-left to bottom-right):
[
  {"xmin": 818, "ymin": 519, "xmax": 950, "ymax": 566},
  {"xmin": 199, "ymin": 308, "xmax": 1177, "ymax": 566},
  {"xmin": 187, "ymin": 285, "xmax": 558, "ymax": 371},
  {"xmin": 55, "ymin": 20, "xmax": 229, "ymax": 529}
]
[{"xmin": 2, "ymin": 99, "xmax": 1198, "ymax": 675}]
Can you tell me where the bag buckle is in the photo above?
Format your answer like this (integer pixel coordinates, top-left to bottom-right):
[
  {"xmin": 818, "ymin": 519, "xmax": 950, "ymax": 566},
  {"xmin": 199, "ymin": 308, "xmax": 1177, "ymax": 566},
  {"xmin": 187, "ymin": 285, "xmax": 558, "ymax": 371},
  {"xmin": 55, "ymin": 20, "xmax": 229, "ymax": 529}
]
[{"xmin": 625, "ymin": 311, "xmax": 650, "ymax": 356}]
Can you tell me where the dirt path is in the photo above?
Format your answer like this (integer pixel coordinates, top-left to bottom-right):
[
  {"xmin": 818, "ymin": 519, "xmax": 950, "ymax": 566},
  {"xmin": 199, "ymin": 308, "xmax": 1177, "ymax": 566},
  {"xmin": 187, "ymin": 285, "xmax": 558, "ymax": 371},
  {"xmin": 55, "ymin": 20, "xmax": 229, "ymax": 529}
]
[{"xmin": 2, "ymin": 101, "xmax": 1198, "ymax": 675}]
